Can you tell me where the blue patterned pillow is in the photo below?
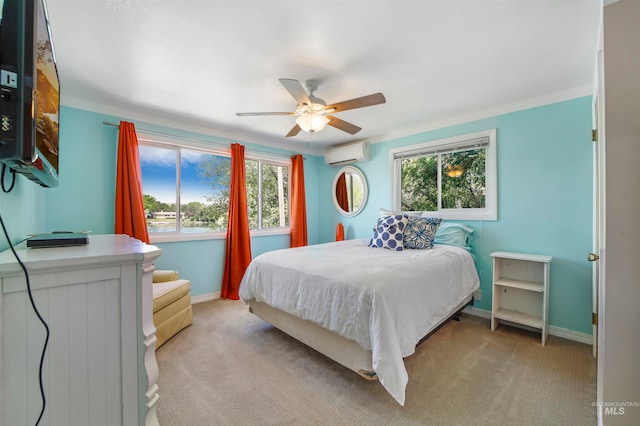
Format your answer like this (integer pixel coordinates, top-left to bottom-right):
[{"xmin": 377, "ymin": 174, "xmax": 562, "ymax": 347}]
[
  {"xmin": 404, "ymin": 216, "xmax": 442, "ymax": 249},
  {"xmin": 369, "ymin": 214, "xmax": 408, "ymax": 251}
]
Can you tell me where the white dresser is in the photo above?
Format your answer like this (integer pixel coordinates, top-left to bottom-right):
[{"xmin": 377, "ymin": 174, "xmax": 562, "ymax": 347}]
[{"xmin": 0, "ymin": 234, "xmax": 162, "ymax": 426}]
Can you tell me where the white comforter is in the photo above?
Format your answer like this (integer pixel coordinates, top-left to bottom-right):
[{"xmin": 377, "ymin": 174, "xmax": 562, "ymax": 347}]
[{"xmin": 239, "ymin": 239, "xmax": 480, "ymax": 405}]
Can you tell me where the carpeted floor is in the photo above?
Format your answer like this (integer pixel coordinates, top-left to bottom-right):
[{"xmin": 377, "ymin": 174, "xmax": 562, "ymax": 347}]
[{"xmin": 155, "ymin": 299, "xmax": 596, "ymax": 425}]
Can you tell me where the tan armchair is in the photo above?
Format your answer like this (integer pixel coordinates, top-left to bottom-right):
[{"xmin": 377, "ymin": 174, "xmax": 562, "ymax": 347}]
[{"xmin": 152, "ymin": 270, "xmax": 193, "ymax": 349}]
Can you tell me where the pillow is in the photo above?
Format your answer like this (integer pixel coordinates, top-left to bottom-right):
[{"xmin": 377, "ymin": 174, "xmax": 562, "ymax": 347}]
[
  {"xmin": 404, "ymin": 216, "xmax": 442, "ymax": 249},
  {"xmin": 153, "ymin": 270, "xmax": 180, "ymax": 283},
  {"xmin": 369, "ymin": 214, "xmax": 408, "ymax": 251},
  {"xmin": 433, "ymin": 222, "xmax": 474, "ymax": 250}
]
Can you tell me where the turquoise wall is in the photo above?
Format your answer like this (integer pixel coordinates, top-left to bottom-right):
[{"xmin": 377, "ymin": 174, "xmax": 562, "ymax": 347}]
[
  {"xmin": 0, "ymin": 106, "xmax": 323, "ymax": 298},
  {"xmin": 0, "ymin": 168, "xmax": 46, "ymax": 250},
  {"xmin": 0, "ymin": 96, "xmax": 593, "ymax": 334},
  {"xmin": 44, "ymin": 108, "xmax": 119, "ymax": 234},
  {"xmin": 317, "ymin": 97, "xmax": 593, "ymax": 334}
]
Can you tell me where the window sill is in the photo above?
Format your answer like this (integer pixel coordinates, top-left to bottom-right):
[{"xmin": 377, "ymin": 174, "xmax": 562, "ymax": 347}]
[
  {"xmin": 250, "ymin": 227, "xmax": 291, "ymax": 237},
  {"xmin": 420, "ymin": 209, "xmax": 498, "ymax": 221},
  {"xmin": 149, "ymin": 227, "xmax": 291, "ymax": 244},
  {"xmin": 150, "ymin": 232, "xmax": 226, "ymax": 244}
]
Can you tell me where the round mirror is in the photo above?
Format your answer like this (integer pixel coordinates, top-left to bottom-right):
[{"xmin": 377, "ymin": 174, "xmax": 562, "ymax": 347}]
[{"xmin": 332, "ymin": 165, "xmax": 368, "ymax": 217}]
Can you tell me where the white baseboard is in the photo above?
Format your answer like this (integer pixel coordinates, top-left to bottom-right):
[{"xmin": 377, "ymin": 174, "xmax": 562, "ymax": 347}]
[
  {"xmin": 463, "ymin": 306, "xmax": 593, "ymax": 345},
  {"xmin": 191, "ymin": 292, "xmax": 220, "ymax": 304},
  {"xmin": 463, "ymin": 306, "xmax": 492, "ymax": 319},
  {"xmin": 547, "ymin": 324, "xmax": 593, "ymax": 345}
]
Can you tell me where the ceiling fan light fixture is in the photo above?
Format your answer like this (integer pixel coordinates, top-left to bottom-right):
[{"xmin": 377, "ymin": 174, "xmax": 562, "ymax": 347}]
[
  {"xmin": 295, "ymin": 102, "xmax": 326, "ymax": 115},
  {"xmin": 296, "ymin": 114, "xmax": 330, "ymax": 133},
  {"xmin": 236, "ymin": 78, "xmax": 386, "ymax": 137}
]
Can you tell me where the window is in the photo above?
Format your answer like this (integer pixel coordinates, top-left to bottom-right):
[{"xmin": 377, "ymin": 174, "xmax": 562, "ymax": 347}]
[
  {"xmin": 139, "ymin": 139, "xmax": 290, "ymax": 242},
  {"xmin": 245, "ymin": 159, "xmax": 289, "ymax": 230},
  {"xmin": 390, "ymin": 129, "xmax": 497, "ymax": 220}
]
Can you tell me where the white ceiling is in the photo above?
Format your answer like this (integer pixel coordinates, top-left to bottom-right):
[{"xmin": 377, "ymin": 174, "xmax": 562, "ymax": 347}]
[{"xmin": 46, "ymin": 0, "xmax": 601, "ymax": 153}]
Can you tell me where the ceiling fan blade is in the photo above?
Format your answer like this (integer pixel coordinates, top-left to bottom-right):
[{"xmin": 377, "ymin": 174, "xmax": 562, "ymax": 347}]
[
  {"xmin": 327, "ymin": 116, "xmax": 362, "ymax": 135},
  {"xmin": 326, "ymin": 92, "xmax": 386, "ymax": 113},
  {"xmin": 279, "ymin": 78, "xmax": 311, "ymax": 106},
  {"xmin": 286, "ymin": 124, "xmax": 302, "ymax": 137},
  {"xmin": 236, "ymin": 112, "xmax": 296, "ymax": 116}
]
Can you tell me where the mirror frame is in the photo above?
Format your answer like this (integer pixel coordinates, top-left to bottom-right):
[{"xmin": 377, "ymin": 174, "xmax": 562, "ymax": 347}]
[{"xmin": 332, "ymin": 165, "xmax": 368, "ymax": 217}]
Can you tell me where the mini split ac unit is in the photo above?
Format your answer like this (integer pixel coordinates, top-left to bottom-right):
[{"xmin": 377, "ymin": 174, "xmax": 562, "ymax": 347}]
[{"xmin": 324, "ymin": 141, "xmax": 371, "ymax": 166}]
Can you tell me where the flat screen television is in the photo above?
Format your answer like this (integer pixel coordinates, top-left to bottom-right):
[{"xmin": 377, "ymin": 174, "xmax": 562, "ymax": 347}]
[{"xmin": 0, "ymin": 0, "xmax": 60, "ymax": 188}]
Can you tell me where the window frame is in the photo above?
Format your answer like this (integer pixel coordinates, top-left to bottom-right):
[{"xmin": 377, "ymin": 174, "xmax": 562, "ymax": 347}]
[
  {"xmin": 243, "ymin": 152, "xmax": 292, "ymax": 235},
  {"xmin": 138, "ymin": 136, "xmax": 291, "ymax": 243},
  {"xmin": 389, "ymin": 129, "xmax": 497, "ymax": 221}
]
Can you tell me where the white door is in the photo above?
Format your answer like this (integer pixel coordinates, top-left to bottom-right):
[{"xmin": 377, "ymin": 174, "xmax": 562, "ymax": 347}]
[
  {"xmin": 590, "ymin": 96, "xmax": 603, "ymax": 358},
  {"xmin": 597, "ymin": 3, "xmax": 640, "ymax": 425}
]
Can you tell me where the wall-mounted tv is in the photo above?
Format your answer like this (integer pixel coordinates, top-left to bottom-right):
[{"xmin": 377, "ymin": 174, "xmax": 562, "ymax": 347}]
[{"xmin": 0, "ymin": 0, "xmax": 60, "ymax": 188}]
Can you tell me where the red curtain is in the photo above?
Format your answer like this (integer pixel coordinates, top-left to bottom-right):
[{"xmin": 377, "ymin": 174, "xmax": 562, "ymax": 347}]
[
  {"xmin": 221, "ymin": 143, "xmax": 252, "ymax": 300},
  {"xmin": 290, "ymin": 154, "xmax": 308, "ymax": 247},
  {"xmin": 115, "ymin": 121, "xmax": 150, "ymax": 244},
  {"xmin": 336, "ymin": 172, "xmax": 349, "ymax": 211}
]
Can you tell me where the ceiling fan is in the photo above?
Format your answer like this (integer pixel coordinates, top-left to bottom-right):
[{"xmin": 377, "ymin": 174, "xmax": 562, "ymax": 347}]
[{"xmin": 236, "ymin": 78, "xmax": 386, "ymax": 137}]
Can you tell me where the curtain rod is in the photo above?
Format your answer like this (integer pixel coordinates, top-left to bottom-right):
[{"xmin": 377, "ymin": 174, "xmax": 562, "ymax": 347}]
[{"xmin": 102, "ymin": 121, "xmax": 300, "ymax": 159}]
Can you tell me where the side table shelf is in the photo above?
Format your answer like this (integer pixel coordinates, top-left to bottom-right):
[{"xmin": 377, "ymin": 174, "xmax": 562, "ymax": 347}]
[{"xmin": 490, "ymin": 251, "xmax": 552, "ymax": 345}]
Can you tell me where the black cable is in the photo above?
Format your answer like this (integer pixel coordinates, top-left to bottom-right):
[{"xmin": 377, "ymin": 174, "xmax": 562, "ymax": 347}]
[
  {"xmin": 0, "ymin": 213, "xmax": 49, "ymax": 425},
  {"xmin": 1, "ymin": 163, "xmax": 17, "ymax": 193}
]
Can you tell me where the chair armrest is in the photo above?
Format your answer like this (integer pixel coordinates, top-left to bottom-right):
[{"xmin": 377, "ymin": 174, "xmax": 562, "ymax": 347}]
[{"xmin": 153, "ymin": 270, "xmax": 180, "ymax": 283}]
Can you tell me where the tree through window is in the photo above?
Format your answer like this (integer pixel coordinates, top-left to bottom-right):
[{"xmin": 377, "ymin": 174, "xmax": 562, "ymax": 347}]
[
  {"xmin": 139, "ymin": 141, "xmax": 290, "ymax": 239},
  {"xmin": 391, "ymin": 129, "xmax": 497, "ymax": 220}
]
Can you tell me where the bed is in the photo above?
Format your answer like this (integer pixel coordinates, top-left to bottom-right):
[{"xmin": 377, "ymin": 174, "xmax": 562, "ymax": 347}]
[{"xmin": 239, "ymin": 237, "xmax": 480, "ymax": 405}]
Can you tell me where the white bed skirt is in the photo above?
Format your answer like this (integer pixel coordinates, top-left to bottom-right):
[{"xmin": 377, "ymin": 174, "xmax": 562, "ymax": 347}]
[
  {"xmin": 250, "ymin": 300, "xmax": 374, "ymax": 374},
  {"xmin": 248, "ymin": 293, "xmax": 473, "ymax": 380}
]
